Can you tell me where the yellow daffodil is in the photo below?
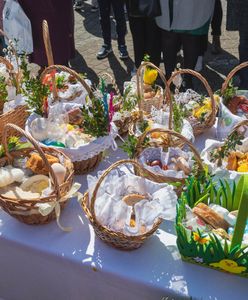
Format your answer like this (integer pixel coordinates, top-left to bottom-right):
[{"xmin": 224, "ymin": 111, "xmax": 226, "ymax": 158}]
[
  {"xmin": 193, "ymin": 232, "xmax": 210, "ymax": 245},
  {"xmin": 210, "ymin": 259, "xmax": 246, "ymax": 274},
  {"xmin": 143, "ymin": 68, "xmax": 158, "ymax": 85}
]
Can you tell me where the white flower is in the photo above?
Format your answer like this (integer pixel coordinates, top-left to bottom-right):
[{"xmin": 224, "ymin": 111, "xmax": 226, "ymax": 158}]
[
  {"xmin": 193, "ymin": 257, "xmax": 203, "ymax": 263},
  {"xmin": 27, "ymin": 63, "xmax": 41, "ymax": 78},
  {"xmin": 0, "ymin": 63, "xmax": 9, "ymax": 81}
]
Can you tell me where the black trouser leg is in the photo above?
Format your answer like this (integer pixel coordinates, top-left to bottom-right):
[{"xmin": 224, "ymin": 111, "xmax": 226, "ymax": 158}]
[
  {"xmin": 182, "ymin": 33, "xmax": 200, "ymax": 88},
  {"xmin": 129, "ymin": 17, "xmax": 161, "ymax": 68},
  {"xmin": 239, "ymin": 29, "xmax": 248, "ymax": 89},
  {"xmin": 198, "ymin": 34, "xmax": 208, "ymax": 56},
  {"xmin": 211, "ymin": 0, "xmax": 223, "ymax": 36},
  {"xmin": 129, "ymin": 17, "xmax": 146, "ymax": 68},
  {"xmin": 97, "ymin": 0, "xmax": 112, "ymax": 46},
  {"xmin": 145, "ymin": 19, "xmax": 161, "ymax": 67},
  {"xmin": 111, "ymin": 0, "xmax": 127, "ymax": 47},
  {"xmin": 161, "ymin": 30, "xmax": 181, "ymax": 79}
]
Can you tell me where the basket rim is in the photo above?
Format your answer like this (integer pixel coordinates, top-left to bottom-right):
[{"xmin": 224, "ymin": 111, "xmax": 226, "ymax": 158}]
[{"xmin": 82, "ymin": 191, "xmax": 163, "ymax": 241}]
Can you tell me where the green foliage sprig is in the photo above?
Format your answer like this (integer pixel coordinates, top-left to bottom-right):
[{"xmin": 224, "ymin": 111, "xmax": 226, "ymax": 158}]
[
  {"xmin": 209, "ymin": 131, "xmax": 243, "ymax": 166},
  {"xmin": 120, "ymin": 120, "xmax": 149, "ymax": 158},
  {"xmin": 221, "ymin": 79, "xmax": 238, "ymax": 105},
  {"xmin": 80, "ymin": 96, "xmax": 109, "ymax": 137},
  {"xmin": 121, "ymin": 85, "xmax": 138, "ymax": 112},
  {"xmin": 0, "ymin": 76, "xmax": 8, "ymax": 103},
  {"xmin": 0, "ymin": 136, "xmax": 31, "ymax": 158},
  {"xmin": 172, "ymin": 96, "xmax": 184, "ymax": 133},
  {"xmin": 24, "ymin": 78, "xmax": 49, "ymax": 116}
]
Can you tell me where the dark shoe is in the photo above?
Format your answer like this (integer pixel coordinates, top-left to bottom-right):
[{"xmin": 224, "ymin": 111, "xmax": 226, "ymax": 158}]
[
  {"xmin": 73, "ymin": 2, "xmax": 83, "ymax": 10},
  {"xmin": 97, "ymin": 45, "xmax": 112, "ymax": 60},
  {"xmin": 211, "ymin": 35, "xmax": 222, "ymax": 55},
  {"xmin": 119, "ymin": 45, "xmax": 129, "ymax": 60},
  {"xmin": 91, "ymin": 5, "xmax": 98, "ymax": 12}
]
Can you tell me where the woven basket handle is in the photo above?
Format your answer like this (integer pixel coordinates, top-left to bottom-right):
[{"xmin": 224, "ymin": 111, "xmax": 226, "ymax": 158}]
[
  {"xmin": 167, "ymin": 69, "xmax": 216, "ymax": 129},
  {"xmin": 90, "ymin": 159, "xmax": 150, "ymax": 224},
  {"xmin": 135, "ymin": 128, "xmax": 203, "ymax": 171},
  {"xmin": 3, "ymin": 123, "xmax": 61, "ymax": 199},
  {"xmin": 228, "ymin": 119, "xmax": 248, "ymax": 138},
  {"xmin": 40, "ymin": 65, "xmax": 93, "ymax": 100},
  {"xmin": 0, "ymin": 56, "xmax": 14, "ymax": 71},
  {"xmin": 221, "ymin": 62, "xmax": 248, "ymax": 94},
  {"xmin": 98, "ymin": 72, "xmax": 121, "ymax": 98},
  {"xmin": 42, "ymin": 20, "xmax": 54, "ymax": 66},
  {"xmin": 136, "ymin": 62, "xmax": 168, "ymax": 119}
]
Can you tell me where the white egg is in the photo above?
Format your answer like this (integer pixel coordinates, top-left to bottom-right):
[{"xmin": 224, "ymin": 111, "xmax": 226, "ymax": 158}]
[{"xmin": 51, "ymin": 163, "xmax": 66, "ymax": 185}]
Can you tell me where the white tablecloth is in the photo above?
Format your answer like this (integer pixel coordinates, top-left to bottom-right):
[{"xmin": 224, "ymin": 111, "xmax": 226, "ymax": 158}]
[{"xmin": 1, "ymin": 125, "xmax": 248, "ymax": 300}]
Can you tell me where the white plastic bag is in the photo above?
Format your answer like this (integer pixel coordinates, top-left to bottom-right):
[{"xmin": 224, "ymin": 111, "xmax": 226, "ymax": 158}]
[{"xmin": 2, "ymin": 0, "xmax": 33, "ymax": 54}]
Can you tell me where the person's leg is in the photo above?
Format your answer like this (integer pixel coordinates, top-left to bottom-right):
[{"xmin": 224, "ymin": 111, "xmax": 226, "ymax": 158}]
[
  {"xmin": 211, "ymin": 0, "xmax": 223, "ymax": 54},
  {"xmin": 111, "ymin": 0, "xmax": 128, "ymax": 58},
  {"xmin": 239, "ymin": 29, "xmax": 248, "ymax": 89},
  {"xmin": 195, "ymin": 34, "xmax": 208, "ymax": 72},
  {"xmin": 97, "ymin": 0, "xmax": 112, "ymax": 59},
  {"xmin": 129, "ymin": 16, "xmax": 146, "ymax": 68},
  {"xmin": 144, "ymin": 18, "xmax": 161, "ymax": 67},
  {"xmin": 182, "ymin": 34, "xmax": 200, "ymax": 88},
  {"xmin": 161, "ymin": 29, "xmax": 180, "ymax": 79}
]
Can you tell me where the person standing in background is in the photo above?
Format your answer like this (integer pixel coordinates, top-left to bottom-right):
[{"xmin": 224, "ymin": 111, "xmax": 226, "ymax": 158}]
[
  {"xmin": 227, "ymin": 0, "xmax": 248, "ymax": 89},
  {"xmin": 156, "ymin": 0, "xmax": 215, "ymax": 88},
  {"xmin": 211, "ymin": 0, "xmax": 223, "ymax": 54},
  {"xmin": 18, "ymin": 0, "xmax": 75, "ymax": 67},
  {"xmin": 97, "ymin": 0, "xmax": 128, "ymax": 60},
  {"xmin": 0, "ymin": 0, "xmax": 4, "ymax": 55},
  {"xmin": 126, "ymin": 0, "xmax": 161, "ymax": 74}
]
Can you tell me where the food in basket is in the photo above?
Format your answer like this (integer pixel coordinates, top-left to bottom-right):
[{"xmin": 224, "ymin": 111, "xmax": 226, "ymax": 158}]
[
  {"xmin": 20, "ymin": 175, "xmax": 50, "ymax": 194},
  {"xmin": 193, "ymin": 203, "xmax": 229, "ymax": 230},
  {"xmin": 140, "ymin": 147, "xmax": 194, "ymax": 179},
  {"xmin": 87, "ymin": 165, "xmax": 178, "ymax": 236},
  {"xmin": 26, "ymin": 153, "xmax": 59, "ymax": 175},
  {"xmin": 42, "ymin": 70, "xmax": 89, "ymax": 102},
  {"xmin": 176, "ymin": 175, "xmax": 248, "ymax": 276},
  {"xmin": 221, "ymin": 79, "xmax": 248, "ymax": 117},
  {"xmin": 0, "ymin": 166, "xmax": 25, "ymax": 187},
  {"xmin": 174, "ymin": 89, "xmax": 219, "ymax": 126},
  {"xmin": 201, "ymin": 127, "xmax": 248, "ymax": 178}
]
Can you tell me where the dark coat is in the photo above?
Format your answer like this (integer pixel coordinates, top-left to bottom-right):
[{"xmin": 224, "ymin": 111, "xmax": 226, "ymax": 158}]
[
  {"xmin": 18, "ymin": 0, "xmax": 75, "ymax": 66},
  {"xmin": 227, "ymin": 0, "xmax": 248, "ymax": 33}
]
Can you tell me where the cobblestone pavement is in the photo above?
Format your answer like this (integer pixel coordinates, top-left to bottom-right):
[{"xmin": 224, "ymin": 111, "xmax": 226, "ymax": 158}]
[{"xmin": 70, "ymin": 0, "xmax": 239, "ymax": 92}]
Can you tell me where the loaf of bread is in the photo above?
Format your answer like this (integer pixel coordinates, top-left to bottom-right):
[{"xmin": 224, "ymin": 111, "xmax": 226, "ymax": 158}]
[{"xmin": 193, "ymin": 203, "xmax": 229, "ymax": 230}]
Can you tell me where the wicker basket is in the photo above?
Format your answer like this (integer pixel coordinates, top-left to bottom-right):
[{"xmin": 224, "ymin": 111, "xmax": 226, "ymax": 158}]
[
  {"xmin": 34, "ymin": 65, "xmax": 105, "ymax": 174},
  {"xmin": 0, "ymin": 56, "xmax": 29, "ymax": 140},
  {"xmin": 220, "ymin": 61, "xmax": 248, "ymax": 118},
  {"xmin": 221, "ymin": 61, "xmax": 248, "ymax": 95},
  {"xmin": 136, "ymin": 62, "xmax": 167, "ymax": 115},
  {"xmin": 0, "ymin": 123, "xmax": 74, "ymax": 225},
  {"xmin": 134, "ymin": 128, "xmax": 204, "ymax": 186},
  {"xmin": 81, "ymin": 159, "xmax": 165, "ymax": 250},
  {"xmin": 98, "ymin": 71, "xmax": 134, "ymax": 136},
  {"xmin": 40, "ymin": 64, "xmax": 93, "ymax": 101},
  {"xmin": 167, "ymin": 69, "xmax": 217, "ymax": 136}
]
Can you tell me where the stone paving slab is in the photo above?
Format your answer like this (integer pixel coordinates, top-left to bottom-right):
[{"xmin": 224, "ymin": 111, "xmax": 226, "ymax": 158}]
[{"xmin": 70, "ymin": 0, "xmax": 240, "ymax": 93}]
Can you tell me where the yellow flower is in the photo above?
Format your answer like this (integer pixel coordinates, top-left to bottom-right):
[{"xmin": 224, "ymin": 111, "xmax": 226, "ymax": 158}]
[
  {"xmin": 193, "ymin": 232, "xmax": 210, "ymax": 245},
  {"xmin": 237, "ymin": 163, "xmax": 248, "ymax": 172},
  {"xmin": 210, "ymin": 259, "xmax": 246, "ymax": 274},
  {"xmin": 143, "ymin": 68, "xmax": 158, "ymax": 85},
  {"xmin": 67, "ymin": 124, "xmax": 74, "ymax": 131}
]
